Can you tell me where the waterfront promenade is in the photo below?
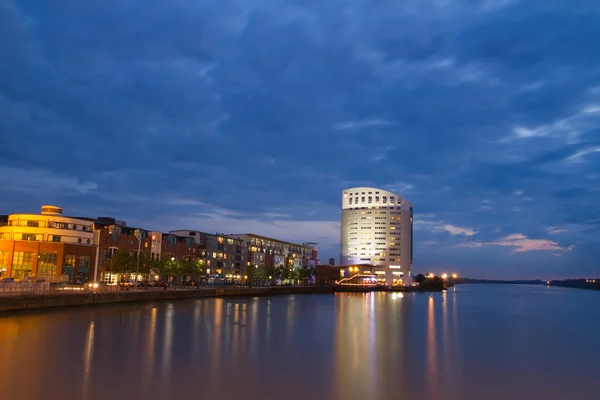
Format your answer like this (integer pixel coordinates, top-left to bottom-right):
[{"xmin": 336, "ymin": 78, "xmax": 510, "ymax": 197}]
[
  {"xmin": 0, "ymin": 285, "xmax": 333, "ymax": 312},
  {"xmin": 0, "ymin": 283, "xmax": 424, "ymax": 312}
]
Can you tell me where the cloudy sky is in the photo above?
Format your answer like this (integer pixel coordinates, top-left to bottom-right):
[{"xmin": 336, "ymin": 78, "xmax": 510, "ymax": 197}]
[{"xmin": 2, "ymin": 0, "xmax": 600, "ymax": 279}]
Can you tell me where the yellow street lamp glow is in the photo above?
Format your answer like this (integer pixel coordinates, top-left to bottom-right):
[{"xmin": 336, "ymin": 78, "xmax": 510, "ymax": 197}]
[
  {"xmin": 442, "ymin": 273, "xmax": 448, "ymax": 280},
  {"xmin": 428, "ymin": 273, "xmax": 434, "ymax": 279},
  {"xmin": 452, "ymin": 273, "xmax": 458, "ymax": 279}
]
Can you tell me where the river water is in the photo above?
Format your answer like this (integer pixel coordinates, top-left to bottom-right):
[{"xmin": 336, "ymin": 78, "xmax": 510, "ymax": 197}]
[{"xmin": 0, "ymin": 284, "xmax": 599, "ymax": 400}]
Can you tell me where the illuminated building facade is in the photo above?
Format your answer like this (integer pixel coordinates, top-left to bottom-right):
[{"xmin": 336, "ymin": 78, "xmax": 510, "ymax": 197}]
[
  {"xmin": 340, "ymin": 187, "xmax": 413, "ymax": 285},
  {"xmin": 169, "ymin": 230, "xmax": 247, "ymax": 275},
  {"xmin": 0, "ymin": 205, "xmax": 97, "ymax": 282},
  {"xmin": 226, "ymin": 233, "xmax": 318, "ymax": 270},
  {"xmin": 0, "ymin": 204, "xmax": 319, "ymax": 283}
]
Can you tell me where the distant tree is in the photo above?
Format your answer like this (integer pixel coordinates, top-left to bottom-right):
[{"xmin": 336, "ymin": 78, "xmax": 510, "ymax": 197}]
[
  {"xmin": 417, "ymin": 275, "xmax": 446, "ymax": 291},
  {"xmin": 308, "ymin": 266, "xmax": 315, "ymax": 283},
  {"xmin": 299, "ymin": 266, "xmax": 315, "ymax": 285},
  {"xmin": 265, "ymin": 265, "xmax": 276, "ymax": 285},
  {"xmin": 133, "ymin": 253, "xmax": 151, "ymax": 277},
  {"xmin": 180, "ymin": 259, "xmax": 198, "ymax": 285},
  {"xmin": 274, "ymin": 265, "xmax": 285, "ymax": 284},
  {"xmin": 164, "ymin": 259, "xmax": 182, "ymax": 286},
  {"xmin": 246, "ymin": 264, "xmax": 257, "ymax": 287},
  {"xmin": 415, "ymin": 274, "xmax": 426, "ymax": 284},
  {"xmin": 195, "ymin": 259, "xmax": 206, "ymax": 276},
  {"xmin": 254, "ymin": 263, "xmax": 267, "ymax": 284},
  {"xmin": 182, "ymin": 259, "xmax": 196, "ymax": 274},
  {"xmin": 111, "ymin": 249, "xmax": 136, "ymax": 277},
  {"xmin": 289, "ymin": 268, "xmax": 300, "ymax": 285},
  {"xmin": 150, "ymin": 257, "xmax": 167, "ymax": 278}
]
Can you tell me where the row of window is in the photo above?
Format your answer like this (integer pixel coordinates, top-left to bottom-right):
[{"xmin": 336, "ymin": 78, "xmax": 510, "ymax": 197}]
[
  {"xmin": 1, "ymin": 251, "xmax": 91, "ymax": 279},
  {"xmin": 248, "ymin": 237, "xmax": 308, "ymax": 254},
  {"xmin": 7, "ymin": 220, "xmax": 92, "ymax": 231},
  {"xmin": 347, "ymin": 206, "xmax": 403, "ymax": 211},
  {"xmin": 0, "ymin": 232, "xmax": 92, "ymax": 244}
]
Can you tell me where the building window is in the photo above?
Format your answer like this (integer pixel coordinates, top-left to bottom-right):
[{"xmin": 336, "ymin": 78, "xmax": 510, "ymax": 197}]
[
  {"xmin": 11, "ymin": 252, "xmax": 34, "ymax": 279},
  {"xmin": 51, "ymin": 235, "xmax": 61, "ymax": 242},
  {"xmin": 78, "ymin": 256, "xmax": 91, "ymax": 283},
  {"xmin": 20, "ymin": 233, "xmax": 40, "ymax": 241},
  {"xmin": 65, "ymin": 254, "xmax": 76, "ymax": 267},
  {"xmin": 38, "ymin": 253, "xmax": 58, "ymax": 275},
  {"xmin": 64, "ymin": 254, "xmax": 76, "ymax": 282},
  {"xmin": 0, "ymin": 251, "xmax": 8, "ymax": 275},
  {"xmin": 26, "ymin": 220, "xmax": 40, "ymax": 227}
]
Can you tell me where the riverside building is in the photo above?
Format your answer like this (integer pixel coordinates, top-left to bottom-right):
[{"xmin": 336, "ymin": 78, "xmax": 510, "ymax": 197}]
[
  {"xmin": 340, "ymin": 187, "xmax": 413, "ymax": 285},
  {"xmin": 0, "ymin": 205, "xmax": 97, "ymax": 282}
]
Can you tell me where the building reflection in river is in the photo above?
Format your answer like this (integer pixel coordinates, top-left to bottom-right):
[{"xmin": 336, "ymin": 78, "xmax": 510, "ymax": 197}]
[{"xmin": 1, "ymin": 286, "xmax": 600, "ymax": 400}]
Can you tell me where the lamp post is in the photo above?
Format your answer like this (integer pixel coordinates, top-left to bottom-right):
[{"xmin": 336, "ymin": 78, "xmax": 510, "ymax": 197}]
[{"xmin": 134, "ymin": 230, "xmax": 142, "ymax": 288}]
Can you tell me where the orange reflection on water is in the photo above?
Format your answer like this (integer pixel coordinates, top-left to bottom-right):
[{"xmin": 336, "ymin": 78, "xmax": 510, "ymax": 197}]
[
  {"xmin": 82, "ymin": 321, "xmax": 95, "ymax": 400},
  {"xmin": 332, "ymin": 293, "xmax": 382, "ymax": 400},
  {"xmin": 143, "ymin": 307, "xmax": 157, "ymax": 382},
  {"xmin": 442, "ymin": 291, "xmax": 450, "ymax": 378},
  {"xmin": 427, "ymin": 295, "xmax": 438, "ymax": 398}
]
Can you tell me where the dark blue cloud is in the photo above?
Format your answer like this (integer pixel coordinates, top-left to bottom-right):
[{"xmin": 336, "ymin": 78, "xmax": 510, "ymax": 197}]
[{"xmin": 1, "ymin": 0, "xmax": 600, "ymax": 278}]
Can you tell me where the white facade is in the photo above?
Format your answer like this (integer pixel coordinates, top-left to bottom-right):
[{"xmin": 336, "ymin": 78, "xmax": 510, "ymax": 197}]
[{"xmin": 340, "ymin": 187, "xmax": 413, "ymax": 285}]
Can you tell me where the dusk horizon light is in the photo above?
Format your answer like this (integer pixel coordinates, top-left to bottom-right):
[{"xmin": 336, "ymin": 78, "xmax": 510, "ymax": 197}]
[{"xmin": 1, "ymin": 0, "xmax": 599, "ymax": 279}]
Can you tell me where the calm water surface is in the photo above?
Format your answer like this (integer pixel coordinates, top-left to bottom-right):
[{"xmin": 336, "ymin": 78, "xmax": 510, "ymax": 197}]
[{"xmin": 1, "ymin": 285, "xmax": 599, "ymax": 400}]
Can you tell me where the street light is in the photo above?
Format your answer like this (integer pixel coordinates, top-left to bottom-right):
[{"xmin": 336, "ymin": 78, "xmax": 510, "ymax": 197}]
[
  {"xmin": 452, "ymin": 273, "xmax": 458, "ymax": 279},
  {"xmin": 428, "ymin": 273, "xmax": 434, "ymax": 279},
  {"xmin": 134, "ymin": 230, "xmax": 143, "ymax": 287},
  {"xmin": 442, "ymin": 273, "xmax": 448, "ymax": 280}
]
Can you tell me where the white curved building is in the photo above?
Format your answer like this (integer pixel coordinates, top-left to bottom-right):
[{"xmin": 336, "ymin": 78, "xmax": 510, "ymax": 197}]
[{"xmin": 340, "ymin": 187, "xmax": 413, "ymax": 285}]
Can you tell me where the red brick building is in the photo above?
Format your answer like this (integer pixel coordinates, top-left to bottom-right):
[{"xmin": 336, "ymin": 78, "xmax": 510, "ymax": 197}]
[
  {"xmin": 95, "ymin": 218, "xmax": 200, "ymax": 283},
  {"xmin": 0, "ymin": 206, "xmax": 201, "ymax": 284}
]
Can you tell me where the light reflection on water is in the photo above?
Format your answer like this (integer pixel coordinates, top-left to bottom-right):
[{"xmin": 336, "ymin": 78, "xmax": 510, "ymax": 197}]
[{"xmin": 0, "ymin": 285, "xmax": 600, "ymax": 400}]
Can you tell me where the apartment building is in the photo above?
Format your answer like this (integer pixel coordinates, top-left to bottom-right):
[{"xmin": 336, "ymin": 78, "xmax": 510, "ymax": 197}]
[
  {"xmin": 227, "ymin": 233, "xmax": 318, "ymax": 270},
  {"xmin": 169, "ymin": 230, "xmax": 246, "ymax": 275}
]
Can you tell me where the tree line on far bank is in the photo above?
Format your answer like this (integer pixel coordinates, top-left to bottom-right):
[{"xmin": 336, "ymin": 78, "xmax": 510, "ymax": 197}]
[{"xmin": 107, "ymin": 248, "xmax": 315, "ymax": 286}]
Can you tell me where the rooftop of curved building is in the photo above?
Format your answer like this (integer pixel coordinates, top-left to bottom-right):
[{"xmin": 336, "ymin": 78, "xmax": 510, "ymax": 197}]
[{"xmin": 342, "ymin": 186, "xmax": 412, "ymax": 206}]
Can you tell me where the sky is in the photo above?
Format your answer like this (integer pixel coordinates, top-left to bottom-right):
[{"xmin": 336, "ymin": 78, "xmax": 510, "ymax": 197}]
[{"xmin": 1, "ymin": 0, "xmax": 600, "ymax": 279}]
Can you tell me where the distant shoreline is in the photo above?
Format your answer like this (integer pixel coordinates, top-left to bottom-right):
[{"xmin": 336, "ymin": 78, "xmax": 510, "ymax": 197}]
[
  {"xmin": 458, "ymin": 279, "xmax": 545, "ymax": 285},
  {"xmin": 458, "ymin": 278, "xmax": 600, "ymax": 291}
]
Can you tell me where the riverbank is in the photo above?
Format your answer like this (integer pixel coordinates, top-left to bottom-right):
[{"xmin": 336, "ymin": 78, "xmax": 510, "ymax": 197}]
[
  {"xmin": 0, "ymin": 286, "xmax": 333, "ymax": 313},
  {"xmin": 0, "ymin": 284, "xmax": 439, "ymax": 313},
  {"xmin": 548, "ymin": 279, "xmax": 600, "ymax": 291}
]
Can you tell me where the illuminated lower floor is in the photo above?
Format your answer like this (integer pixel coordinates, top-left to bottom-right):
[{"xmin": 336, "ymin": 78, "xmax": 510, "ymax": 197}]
[{"xmin": 315, "ymin": 264, "xmax": 410, "ymax": 287}]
